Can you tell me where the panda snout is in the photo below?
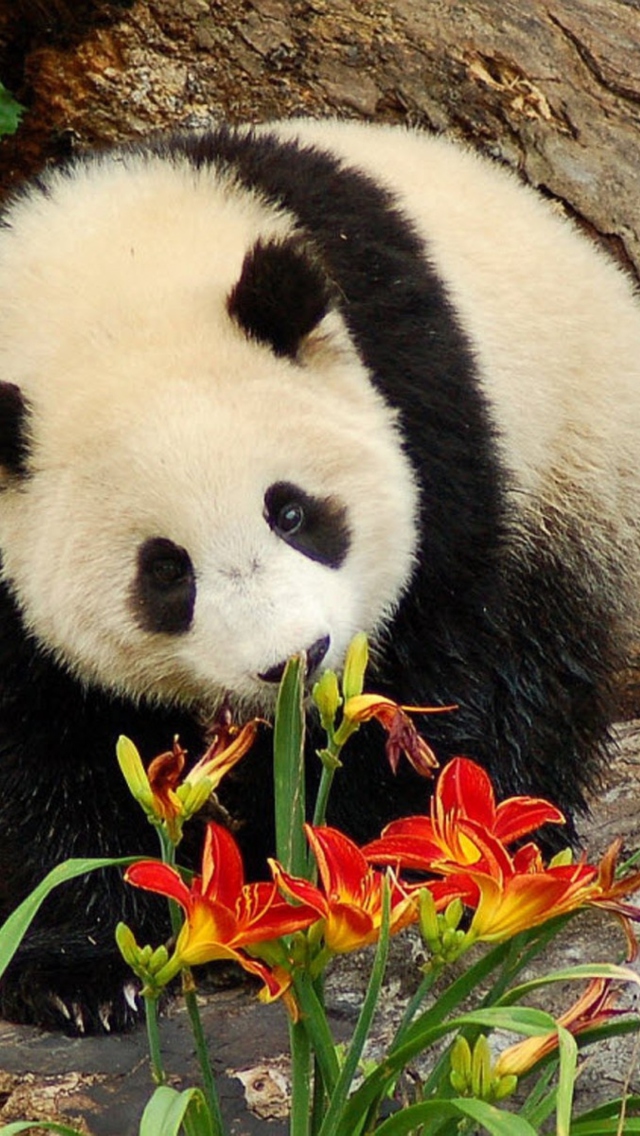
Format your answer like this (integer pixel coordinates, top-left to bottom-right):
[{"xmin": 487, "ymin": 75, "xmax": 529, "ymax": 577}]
[{"xmin": 258, "ymin": 634, "xmax": 331, "ymax": 685}]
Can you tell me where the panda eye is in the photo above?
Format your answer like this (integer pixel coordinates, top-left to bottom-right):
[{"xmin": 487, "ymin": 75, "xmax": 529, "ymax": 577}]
[
  {"xmin": 149, "ymin": 554, "xmax": 189, "ymax": 587},
  {"xmin": 276, "ymin": 501, "xmax": 305, "ymax": 536},
  {"xmin": 131, "ymin": 537, "xmax": 196, "ymax": 635},
  {"xmin": 264, "ymin": 481, "xmax": 351, "ymax": 568}
]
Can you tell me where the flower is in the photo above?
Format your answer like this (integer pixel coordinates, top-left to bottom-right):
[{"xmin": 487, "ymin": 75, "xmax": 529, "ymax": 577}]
[
  {"xmin": 363, "ymin": 758, "xmax": 640, "ymax": 947},
  {"xmin": 494, "ymin": 976, "xmax": 629, "ymax": 1077},
  {"xmin": 364, "ymin": 757, "xmax": 565, "ymax": 873},
  {"xmin": 273, "ymin": 825, "xmax": 420, "ymax": 954},
  {"xmin": 124, "ymin": 822, "xmax": 323, "ymax": 1002},
  {"xmin": 340, "ymin": 694, "xmax": 441, "ymax": 777},
  {"xmin": 116, "ymin": 716, "xmax": 261, "ymax": 842},
  {"xmin": 464, "ymin": 849, "xmax": 601, "ymax": 941}
]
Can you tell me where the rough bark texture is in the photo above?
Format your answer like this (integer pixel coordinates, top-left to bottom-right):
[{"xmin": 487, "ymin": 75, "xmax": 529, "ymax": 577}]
[{"xmin": 2, "ymin": 0, "xmax": 640, "ymax": 275}]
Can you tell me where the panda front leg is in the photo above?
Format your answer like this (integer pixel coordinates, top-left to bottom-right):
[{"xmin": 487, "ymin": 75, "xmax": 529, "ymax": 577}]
[
  {"xmin": 0, "ymin": 751, "xmax": 179, "ymax": 1034},
  {"xmin": 0, "ymin": 639, "xmax": 208, "ymax": 1034},
  {"xmin": 0, "ymin": 871, "xmax": 165, "ymax": 1034}
]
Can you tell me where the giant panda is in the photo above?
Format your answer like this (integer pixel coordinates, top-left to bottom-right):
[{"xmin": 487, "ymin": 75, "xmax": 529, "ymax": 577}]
[{"xmin": 0, "ymin": 117, "xmax": 639, "ymax": 1034}]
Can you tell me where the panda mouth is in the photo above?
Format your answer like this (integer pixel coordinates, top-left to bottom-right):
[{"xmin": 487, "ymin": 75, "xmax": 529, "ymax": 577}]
[{"xmin": 258, "ymin": 634, "xmax": 331, "ymax": 685}]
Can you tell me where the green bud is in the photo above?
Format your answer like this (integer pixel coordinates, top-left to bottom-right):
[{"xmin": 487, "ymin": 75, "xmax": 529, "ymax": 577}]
[
  {"xmin": 180, "ymin": 777, "xmax": 215, "ymax": 819},
  {"xmin": 450, "ymin": 1035, "xmax": 472, "ymax": 1094},
  {"xmin": 449, "ymin": 1070, "xmax": 469, "ymax": 1095},
  {"xmin": 312, "ymin": 669, "xmax": 342, "ymax": 732},
  {"xmin": 494, "ymin": 1074, "xmax": 518, "ymax": 1101},
  {"xmin": 341, "ymin": 632, "xmax": 369, "ymax": 700},
  {"xmin": 116, "ymin": 736, "xmax": 156, "ymax": 816},
  {"xmin": 471, "ymin": 1035, "xmax": 492, "ymax": 1100},
  {"xmin": 418, "ymin": 888, "xmax": 440, "ymax": 951},
  {"xmin": 444, "ymin": 897, "xmax": 464, "ymax": 929},
  {"xmin": 149, "ymin": 944, "xmax": 170, "ymax": 973},
  {"xmin": 115, "ymin": 922, "xmax": 140, "ymax": 967}
]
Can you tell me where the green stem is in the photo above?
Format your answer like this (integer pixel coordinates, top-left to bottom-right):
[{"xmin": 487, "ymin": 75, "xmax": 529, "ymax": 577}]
[
  {"xmin": 311, "ymin": 764, "xmax": 336, "ymax": 829},
  {"xmin": 290, "ymin": 1016, "xmax": 312, "ymax": 1136},
  {"xmin": 393, "ymin": 963, "xmax": 443, "ymax": 1044},
  {"xmin": 144, "ymin": 994, "xmax": 166, "ymax": 1085},
  {"xmin": 293, "ymin": 971, "xmax": 339, "ymax": 1098},
  {"xmin": 317, "ymin": 882, "xmax": 392, "ymax": 1136},
  {"xmin": 183, "ymin": 975, "xmax": 226, "ymax": 1136}
]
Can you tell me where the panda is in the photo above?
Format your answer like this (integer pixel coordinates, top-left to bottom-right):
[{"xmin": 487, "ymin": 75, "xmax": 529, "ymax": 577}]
[{"xmin": 0, "ymin": 117, "xmax": 639, "ymax": 1034}]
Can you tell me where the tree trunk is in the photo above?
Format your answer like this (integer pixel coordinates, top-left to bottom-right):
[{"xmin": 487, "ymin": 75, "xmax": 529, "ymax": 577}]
[{"xmin": 2, "ymin": 0, "xmax": 640, "ymax": 273}]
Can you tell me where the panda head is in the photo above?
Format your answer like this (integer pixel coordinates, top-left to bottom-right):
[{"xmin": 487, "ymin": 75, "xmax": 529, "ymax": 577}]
[{"xmin": 0, "ymin": 151, "xmax": 419, "ymax": 715}]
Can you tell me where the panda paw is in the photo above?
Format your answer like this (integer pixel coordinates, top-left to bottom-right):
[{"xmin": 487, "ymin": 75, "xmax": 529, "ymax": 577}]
[
  {"xmin": 0, "ymin": 965, "xmax": 145, "ymax": 1035},
  {"xmin": 42, "ymin": 979, "xmax": 144, "ymax": 1035}
]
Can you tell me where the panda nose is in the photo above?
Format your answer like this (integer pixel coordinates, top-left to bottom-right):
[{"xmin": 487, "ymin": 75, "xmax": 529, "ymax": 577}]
[{"xmin": 259, "ymin": 635, "xmax": 331, "ymax": 685}]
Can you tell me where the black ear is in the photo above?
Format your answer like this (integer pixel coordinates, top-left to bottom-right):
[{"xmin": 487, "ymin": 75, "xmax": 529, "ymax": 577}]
[
  {"xmin": 227, "ymin": 237, "xmax": 333, "ymax": 359},
  {"xmin": 0, "ymin": 382, "xmax": 30, "ymax": 477}
]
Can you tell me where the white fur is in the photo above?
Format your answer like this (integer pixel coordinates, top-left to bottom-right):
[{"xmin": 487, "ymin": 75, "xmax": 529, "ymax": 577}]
[
  {"xmin": 0, "ymin": 149, "xmax": 419, "ymax": 710},
  {"xmin": 268, "ymin": 119, "xmax": 640, "ymax": 633}
]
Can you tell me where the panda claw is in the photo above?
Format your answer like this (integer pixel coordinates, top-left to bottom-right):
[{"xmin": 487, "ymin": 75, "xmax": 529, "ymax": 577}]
[
  {"xmin": 49, "ymin": 992, "xmax": 72, "ymax": 1020},
  {"xmin": 71, "ymin": 1001, "xmax": 86, "ymax": 1033},
  {"xmin": 98, "ymin": 1002, "xmax": 112, "ymax": 1032},
  {"xmin": 123, "ymin": 981, "xmax": 140, "ymax": 1014}
]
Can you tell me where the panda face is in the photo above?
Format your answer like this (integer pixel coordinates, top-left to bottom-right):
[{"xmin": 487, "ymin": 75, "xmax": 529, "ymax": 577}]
[
  {"xmin": 0, "ymin": 372, "xmax": 417, "ymax": 714},
  {"xmin": 0, "ymin": 152, "xmax": 419, "ymax": 713}
]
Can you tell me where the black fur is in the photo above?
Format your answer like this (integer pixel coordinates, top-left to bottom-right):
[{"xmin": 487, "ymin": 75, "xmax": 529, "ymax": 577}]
[
  {"xmin": 0, "ymin": 381, "xmax": 30, "ymax": 476},
  {"xmin": 263, "ymin": 481, "xmax": 351, "ymax": 568},
  {"xmin": 0, "ymin": 127, "xmax": 616, "ymax": 1032},
  {"xmin": 131, "ymin": 537, "xmax": 196, "ymax": 635},
  {"xmin": 227, "ymin": 236, "xmax": 333, "ymax": 358}
]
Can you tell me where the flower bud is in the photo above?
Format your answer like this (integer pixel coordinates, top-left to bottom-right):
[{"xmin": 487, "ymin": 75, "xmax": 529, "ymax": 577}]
[
  {"xmin": 341, "ymin": 632, "xmax": 369, "ymax": 700},
  {"xmin": 312, "ymin": 669, "xmax": 342, "ymax": 732}
]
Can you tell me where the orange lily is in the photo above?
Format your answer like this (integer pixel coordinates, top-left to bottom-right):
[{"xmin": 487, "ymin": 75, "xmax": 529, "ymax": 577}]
[
  {"xmin": 125, "ymin": 822, "xmax": 323, "ymax": 1002},
  {"xmin": 341, "ymin": 694, "xmax": 441, "ymax": 777},
  {"xmin": 117, "ymin": 717, "xmax": 261, "ymax": 842},
  {"xmin": 494, "ymin": 976, "xmax": 627, "ymax": 1077},
  {"xmin": 464, "ymin": 848, "xmax": 601, "ymax": 941},
  {"xmin": 273, "ymin": 824, "xmax": 420, "ymax": 954},
  {"xmin": 364, "ymin": 758, "xmax": 640, "ymax": 947},
  {"xmin": 364, "ymin": 757, "xmax": 565, "ymax": 873}
]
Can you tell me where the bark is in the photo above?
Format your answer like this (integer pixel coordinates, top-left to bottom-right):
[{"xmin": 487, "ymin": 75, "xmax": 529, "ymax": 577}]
[{"xmin": 1, "ymin": 0, "xmax": 640, "ymax": 273}]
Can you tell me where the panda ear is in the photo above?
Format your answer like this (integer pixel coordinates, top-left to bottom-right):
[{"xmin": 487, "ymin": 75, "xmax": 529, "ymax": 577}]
[
  {"xmin": 227, "ymin": 237, "xmax": 334, "ymax": 359},
  {"xmin": 0, "ymin": 382, "xmax": 30, "ymax": 478}
]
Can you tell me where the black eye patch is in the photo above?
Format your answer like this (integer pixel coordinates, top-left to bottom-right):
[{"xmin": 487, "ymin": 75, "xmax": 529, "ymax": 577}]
[
  {"xmin": 131, "ymin": 537, "xmax": 196, "ymax": 635},
  {"xmin": 0, "ymin": 381, "xmax": 31, "ymax": 477},
  {"xmin": 264, "ymin": 481, "xmax": 351, "ymax": 568}
]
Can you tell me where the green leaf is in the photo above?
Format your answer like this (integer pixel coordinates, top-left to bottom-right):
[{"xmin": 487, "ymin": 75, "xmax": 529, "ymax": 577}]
[
  {"xmin": 273, "ymin": 653, "xmax": 307, "ymax": 875},
  {"xmin": 573, "ymin": 1097, "xmax": 640, "ymax": 1122},
  {"xmin": 316, "ymin": 880, "xmax": 392, "ymax": 1136},
  {"xmin": 569, "ymin": 1123, "xmax": 640, "ymax": 1134},
  {"xmin": 339, "ymin": 1005, "xmax": 568, "ymax": 1132},
  {"xmin": 498, "ymin": 962, "xmax": 640, "ymax": 1008},
  {"xmin": 555, "ymin": 1023, "xmax": 578, "ymax": 1136},
  {"xmin": 0, "ymin": 1125, "xmax": 85, "ymax": 1135},
  {"xmin": 0, "ymin": 83, "xmax": 24, "ymax": 136},
  {"xmin": 371, "ymin": 1096, "xmax": 538, "ymax": 1135},
  {"xmin": 0, "ymin": 856, "xmax": 136, "ymax": 976},
  {"xmin": 139, "ymin": 1085, "xmax": 216, "ymax": 1136}
]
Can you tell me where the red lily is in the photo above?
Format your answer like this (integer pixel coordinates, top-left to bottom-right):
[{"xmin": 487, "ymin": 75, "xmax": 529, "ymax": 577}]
[
  {"xmin": 364, "ymin": 757, "xmax": 565, "ymax": 874},
  {"xmin": 272, "ymin": 824, "xmax": 420, "ymax": 953},
  {"xmin": 125, "ymin": 822, "xmax": 322, "ymax": 1001}
]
